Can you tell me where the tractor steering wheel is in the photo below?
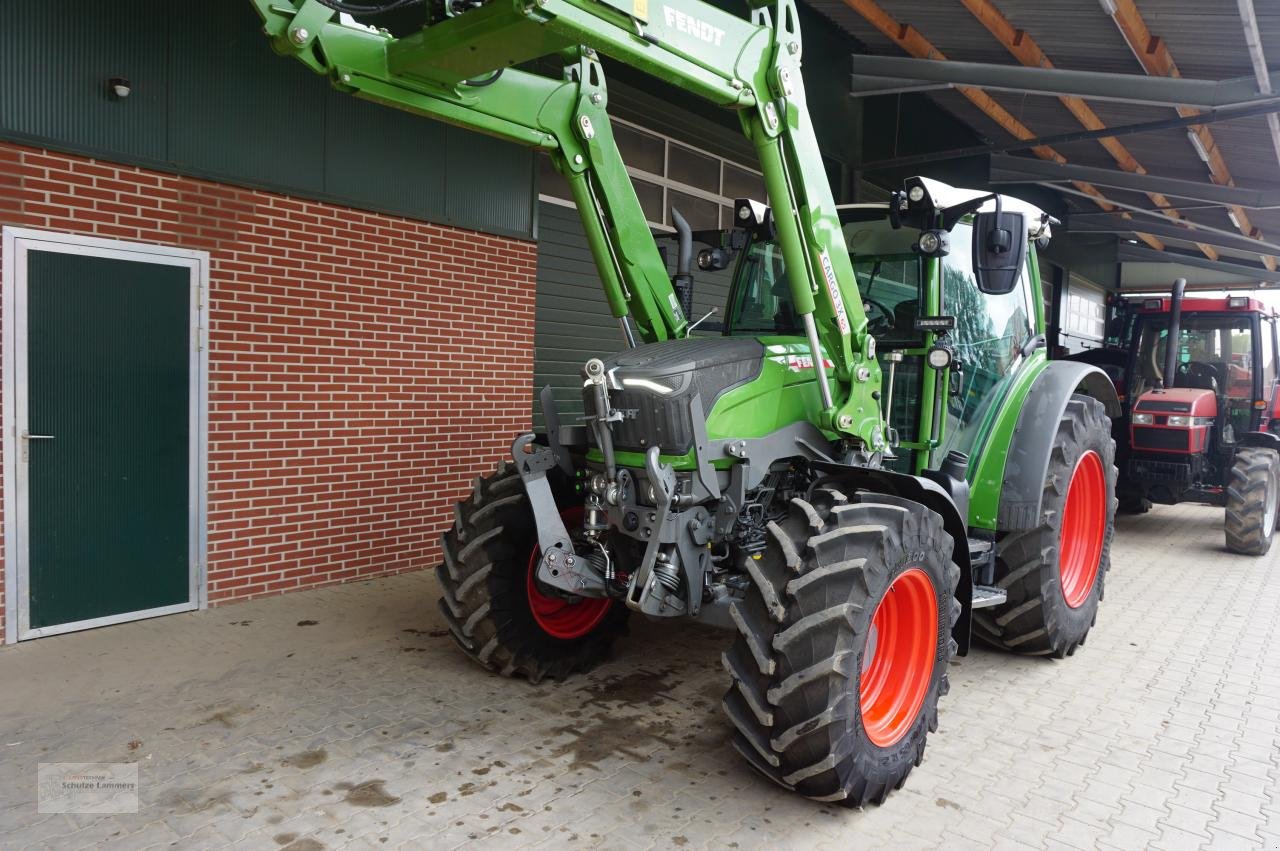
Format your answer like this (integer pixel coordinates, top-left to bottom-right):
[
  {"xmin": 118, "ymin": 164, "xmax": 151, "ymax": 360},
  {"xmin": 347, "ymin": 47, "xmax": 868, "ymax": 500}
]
[
  {"xmin": 864, "ymin": 298, "xmax": 896, "ymax": 335},
  {"xmin": 1176, "ymin": 361, "xmax": 1220, "ymax": 393}
]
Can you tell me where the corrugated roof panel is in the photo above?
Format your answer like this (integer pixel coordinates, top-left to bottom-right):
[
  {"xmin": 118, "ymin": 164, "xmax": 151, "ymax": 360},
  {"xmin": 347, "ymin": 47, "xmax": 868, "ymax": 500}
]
[{"xmin": 811, "ymin": 0, "xmax": 1280, "ymax": 275}]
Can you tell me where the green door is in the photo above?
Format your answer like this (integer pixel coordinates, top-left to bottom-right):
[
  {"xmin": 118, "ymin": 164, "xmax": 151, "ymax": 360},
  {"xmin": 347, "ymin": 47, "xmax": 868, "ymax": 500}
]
[{"xmin": 23, "ymin": 248, "xmax": 194, "ymax": 633}]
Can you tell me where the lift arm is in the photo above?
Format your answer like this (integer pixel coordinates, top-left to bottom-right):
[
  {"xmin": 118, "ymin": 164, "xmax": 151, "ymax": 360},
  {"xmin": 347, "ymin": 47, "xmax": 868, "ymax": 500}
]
[{"xmin": 249, "ymin": 0, "xmax": 882, "ymax": 443}]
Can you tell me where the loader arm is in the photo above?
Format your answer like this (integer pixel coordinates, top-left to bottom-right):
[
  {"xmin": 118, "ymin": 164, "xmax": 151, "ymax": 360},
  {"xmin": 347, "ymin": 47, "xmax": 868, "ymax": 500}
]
[{"xmin": 249, "ymin": 0, "xmax": 882, "ymax": 443}]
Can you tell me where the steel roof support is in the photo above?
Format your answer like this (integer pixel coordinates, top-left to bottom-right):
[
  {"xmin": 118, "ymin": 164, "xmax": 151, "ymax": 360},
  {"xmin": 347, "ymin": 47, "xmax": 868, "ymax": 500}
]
[
  {"xmin": 840, "ymin": 0, "xmax": 1163, "ymax": 250},
  {"xmin": 1119, "ymin": 244, "xmax": 1280, "ymax": 282},
  {"xmin": 858, "ymin": 99, "xmax": 1280, "ymax": 172},
  {"xmin": 1237, "ymin": 0, "xmax": 1280, "ymax": 170},
  {"xmin": 849, "ymin": 54, "xmax": 1278, "ymax": 109},
  {"xmin": 990, "ymin": 155, "xmax": 1280, "ymax": 209},
  {"xmin": 958, "ymin": 0, "xmax": 1217, "ymax": 261},
  {"xmin": 1068, "ymin": 217, "xmax": 1280, "ymax": 256},
  {"xmin": 1049, "ymin": 183, "xmax": 1280, "ymax": 255}
]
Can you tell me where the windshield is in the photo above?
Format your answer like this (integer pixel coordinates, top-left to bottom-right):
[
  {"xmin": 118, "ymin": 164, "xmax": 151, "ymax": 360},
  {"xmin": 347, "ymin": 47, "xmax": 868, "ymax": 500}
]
[
  {"xmin": 1132, "ymin": 313, "xmax": 1254, "ymax": 402},
  {"xmin": 726, "ymin": 212, "xmax": 923, "ymax": 343}
]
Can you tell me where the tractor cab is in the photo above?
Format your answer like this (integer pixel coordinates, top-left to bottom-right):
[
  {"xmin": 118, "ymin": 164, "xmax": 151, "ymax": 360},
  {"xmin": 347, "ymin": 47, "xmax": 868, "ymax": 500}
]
[
  {"xmin": 722, "ymin": 188, "xmax": 1048, "ymax": 481},
  {"xmin": 1125, "ymin": 295, "xmax": 1280, "ymax": 491}
]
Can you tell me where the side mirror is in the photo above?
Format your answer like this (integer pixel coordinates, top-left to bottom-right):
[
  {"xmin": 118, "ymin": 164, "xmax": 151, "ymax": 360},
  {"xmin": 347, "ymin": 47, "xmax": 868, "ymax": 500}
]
[{"xmin": 972, "ymin": 210, "xmax": 1027, "ymax": 295}]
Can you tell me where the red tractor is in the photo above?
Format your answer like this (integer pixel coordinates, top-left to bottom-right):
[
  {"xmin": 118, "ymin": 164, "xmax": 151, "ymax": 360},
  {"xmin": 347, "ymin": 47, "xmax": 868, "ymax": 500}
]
[{"xmin": 1098, "ymin": 279, "xmax": 1280, "ymax": 554}]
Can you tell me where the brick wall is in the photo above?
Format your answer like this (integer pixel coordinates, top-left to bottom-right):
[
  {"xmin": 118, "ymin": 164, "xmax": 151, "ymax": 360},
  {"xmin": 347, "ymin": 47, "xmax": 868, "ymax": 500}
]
[{"xmin": 0, "ymin": 141, "xmax": 537, "ymax": 642}]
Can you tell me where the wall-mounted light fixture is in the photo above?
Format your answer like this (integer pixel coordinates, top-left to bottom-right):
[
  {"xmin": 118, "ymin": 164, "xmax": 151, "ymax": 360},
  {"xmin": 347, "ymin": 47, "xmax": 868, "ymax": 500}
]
[{"xmin": 107, "ymin": 77, "xmax": 132, "ymax": 99}]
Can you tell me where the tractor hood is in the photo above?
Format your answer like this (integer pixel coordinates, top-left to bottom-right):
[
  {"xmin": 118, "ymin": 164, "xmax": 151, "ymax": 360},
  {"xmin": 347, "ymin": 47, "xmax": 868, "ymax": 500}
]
[{"xmin": 588, "ymin": 338, "xmax": 764, "ymax": 456}]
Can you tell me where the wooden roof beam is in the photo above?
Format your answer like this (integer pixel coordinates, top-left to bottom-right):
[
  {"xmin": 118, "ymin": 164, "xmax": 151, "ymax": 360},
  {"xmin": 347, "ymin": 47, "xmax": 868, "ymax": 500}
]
[
  {"xmin": 842, "ymin": 0, "xmax": 1165, "ymax": 251},
  {"xmin": 958, "ymin": 0, "xmax": 1219, "ymax": 261},
  {"xmin": 1106, "ymin": 0, "xmax": 1276, "ymax": 271}
]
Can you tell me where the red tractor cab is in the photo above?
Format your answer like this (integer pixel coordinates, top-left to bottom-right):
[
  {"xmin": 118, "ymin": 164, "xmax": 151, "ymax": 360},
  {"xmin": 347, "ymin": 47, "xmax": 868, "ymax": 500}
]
[{"xmin": 1112, "ymin": 282, "xmax": 1280, "ymax": 554}]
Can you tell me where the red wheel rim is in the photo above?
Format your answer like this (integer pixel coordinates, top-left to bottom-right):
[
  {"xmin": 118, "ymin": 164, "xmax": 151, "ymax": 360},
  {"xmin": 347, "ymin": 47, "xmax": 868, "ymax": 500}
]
[
  {"xmin": 859, "ymin": 567, "xmax": 938, "ymax": 749},
  {"xmin": 1059, "ymin": 450, "xmax": 1106, "ymax": 609},
  {"xmin": 526, "ymin": 507, "xmax": 612, "ymax": 640}
]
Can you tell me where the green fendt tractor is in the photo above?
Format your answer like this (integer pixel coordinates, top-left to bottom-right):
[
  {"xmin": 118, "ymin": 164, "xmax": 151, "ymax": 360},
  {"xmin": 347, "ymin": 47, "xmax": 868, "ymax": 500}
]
[{"xmin": 252, "ymin": 0, "xmax": 1120, "ymax": 805}]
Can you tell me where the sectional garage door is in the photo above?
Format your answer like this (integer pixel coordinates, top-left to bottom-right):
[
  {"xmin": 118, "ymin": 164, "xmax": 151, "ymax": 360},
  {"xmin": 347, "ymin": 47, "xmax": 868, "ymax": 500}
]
[{"xmin": 533, "ymin": 201, "xmax": 734, "ymax": 427}]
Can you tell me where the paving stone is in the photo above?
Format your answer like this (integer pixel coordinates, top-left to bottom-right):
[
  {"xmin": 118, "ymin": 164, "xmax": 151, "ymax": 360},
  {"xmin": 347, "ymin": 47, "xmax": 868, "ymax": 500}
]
[{"xmin": 1, "ymin": 501, "xmax": 1278, "ymax": 848}]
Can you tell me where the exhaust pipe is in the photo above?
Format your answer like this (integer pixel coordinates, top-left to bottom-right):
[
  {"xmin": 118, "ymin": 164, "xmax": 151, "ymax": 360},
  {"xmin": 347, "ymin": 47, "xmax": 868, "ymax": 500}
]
[
  {"xmin": 670, "ymin": 207, "xmax": 694, "ymax": 321},
  {"xmin": 1161, "ymin": 277, "xmax": 1187, "ymax": 390}
]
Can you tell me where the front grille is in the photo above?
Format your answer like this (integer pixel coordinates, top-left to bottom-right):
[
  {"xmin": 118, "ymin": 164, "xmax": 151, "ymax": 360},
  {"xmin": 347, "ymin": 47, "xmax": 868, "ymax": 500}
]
[
  {"xmin": 886, "ymin": 358, "xmax": 921, "ymax": 444},
  {"xmin": 885, "ymin": 355, "xmax": 916, "ymax": 470},
  {"xmin": 601, "ymin": 387, "xmax": 694, "ymax": 454},
  {"xmin": 1128, "ymin": 457, "xmax": 1193, "ymax": 483},
  {"xmin": 1133, "ymin": 428, "xmax": 1189, "ymax": 452}
]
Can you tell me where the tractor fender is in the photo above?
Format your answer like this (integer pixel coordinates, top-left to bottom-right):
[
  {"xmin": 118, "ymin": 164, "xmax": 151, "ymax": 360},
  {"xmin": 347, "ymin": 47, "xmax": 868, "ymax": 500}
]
[
  {"xmin": 996, "ymin": 360, "xmax": 1121, "ymax": 531},
  {"xmin": 1237, "ymin": 431, "xmax": 1280, "ymax": 453},
  {"xmin": 810, "ymin": 461, "xmax": 975, "ymax": 655}
]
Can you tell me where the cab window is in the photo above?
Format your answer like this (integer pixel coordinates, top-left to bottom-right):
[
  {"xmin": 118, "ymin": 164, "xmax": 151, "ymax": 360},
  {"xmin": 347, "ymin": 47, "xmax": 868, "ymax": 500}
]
[
  {"xmin": 725, "ymin": 212, "xmax": 923, "ymax": 343},
  {"xmin": 939, "ymin": 221, "xmax": 1035, "ymax": 460}
]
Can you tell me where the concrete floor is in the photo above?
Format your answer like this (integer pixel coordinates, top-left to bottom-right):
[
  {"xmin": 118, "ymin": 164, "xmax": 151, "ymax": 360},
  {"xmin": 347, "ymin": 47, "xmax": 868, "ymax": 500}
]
[{"xmin": 1, "ymin": 501, "xmax": 1279, "ymax": 850}]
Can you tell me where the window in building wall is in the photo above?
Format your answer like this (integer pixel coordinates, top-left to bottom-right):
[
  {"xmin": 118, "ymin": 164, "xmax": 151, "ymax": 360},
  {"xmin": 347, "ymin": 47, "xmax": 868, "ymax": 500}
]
[
  {"xmin": 1062, "ymin": 276, "xmax": 1107, "ymax": 347},
  {"xmin": 537, "ymin": 117, "xmax": 766, "ymax": 231}
]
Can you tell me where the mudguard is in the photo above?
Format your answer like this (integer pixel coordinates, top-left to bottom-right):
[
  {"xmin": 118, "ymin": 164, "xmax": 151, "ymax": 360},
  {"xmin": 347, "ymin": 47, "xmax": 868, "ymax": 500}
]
[
  {"xmin": 1238, "ymin": 431, "xmax": 1280, "ymax": 453},
  {"xmin": 810, "ymin": 461, "xmax": 975, "ymax": 655},
  {"xmin": 997, "ymin": 361, "xmax": 1121, "ymax": 531}
]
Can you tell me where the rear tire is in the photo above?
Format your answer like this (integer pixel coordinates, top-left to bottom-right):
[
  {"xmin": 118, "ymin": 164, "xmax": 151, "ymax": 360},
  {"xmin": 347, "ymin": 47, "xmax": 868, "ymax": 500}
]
[
  {"xmin": 721, "ymin": 489, "xmax": 959, "ymax": 806},
  {"xmin": 976, "ymin": 395, "xmax": 1118, "ymax": 658},
  {"xmin": 1224, "ymin": 447, "xmax": 1280, "ymax": 556},
  {"xmin": 437, "ymin": 462, "xmax": 627, "ymax": 683}
]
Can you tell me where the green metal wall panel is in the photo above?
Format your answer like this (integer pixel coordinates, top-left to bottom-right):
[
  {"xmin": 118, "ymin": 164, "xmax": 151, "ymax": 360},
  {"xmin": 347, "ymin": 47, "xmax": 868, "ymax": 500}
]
[
  {"xmin": 324, "ymin": 92, "xmax": 448, "ymax": 222},
  {"xmin": 0, "ymin": 0, "xmax": 169, "ymax": 161},
  {"xmin": 0, "ymin": 4, "xmax": 535, "ymax": 240},
  {"xmin": 169, "ymin": 3, "xmax": 328, "ymax": 193},
  {"xmin": 446, "ymin": 127, "xmax": 536, "ymax": 237},
  {"xmin": 27, "ymin": 251, "xmax": 190, "ymax": 629}
]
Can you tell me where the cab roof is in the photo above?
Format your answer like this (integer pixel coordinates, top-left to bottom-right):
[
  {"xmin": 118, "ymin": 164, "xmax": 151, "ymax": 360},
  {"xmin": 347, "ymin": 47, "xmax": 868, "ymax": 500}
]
[{"xmin": 1127, "ymin": 295, "xmax": 1278, "ymax": 317}]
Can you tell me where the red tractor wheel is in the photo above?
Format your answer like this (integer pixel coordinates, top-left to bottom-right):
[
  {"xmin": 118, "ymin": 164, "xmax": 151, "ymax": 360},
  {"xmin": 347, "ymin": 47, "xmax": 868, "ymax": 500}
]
[
  {"xmin": 721, "ymin": 490, "xmax": 958, "ymax": 807},
  {"xmin": 437, "ymin": 464, "xmax": 627, "ymax": 683},
  {"xmin": 975, "ymin": 395, "xmax": 1118, "ymax": 658}
]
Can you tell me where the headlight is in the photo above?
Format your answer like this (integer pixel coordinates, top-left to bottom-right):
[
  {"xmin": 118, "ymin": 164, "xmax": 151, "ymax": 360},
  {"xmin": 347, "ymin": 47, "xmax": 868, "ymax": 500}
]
[
  {"xmin": 1132, "ymin": 412, "xmax": 1153, "ymax": 424},
  {"xmin": 914, "ymin": 228, "xmax": 949, "ymax": 257},
  {"xmin": 908, "ymin": 185, "xmax": 926, "ymax": 203},
  {"xmin": 1166, "ymin": 415, "xmax": 1190, "ymax": 427},
  {"xmin": 620, "ymin": 377, "xmax": 673, "ymax": 395},
  {"xmin": 926, "ymin": 346, "xmax": 953, "ymax": 370}
]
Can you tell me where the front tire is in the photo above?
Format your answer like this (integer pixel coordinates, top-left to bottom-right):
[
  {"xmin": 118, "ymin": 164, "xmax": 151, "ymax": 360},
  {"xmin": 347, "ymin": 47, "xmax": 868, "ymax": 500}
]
[
  {"xmin": 437, "ymin": 462, "xmax": 627, "ymax": 683},
  {"xmin": 1224, "ymin": 447, "xmax": 1280, "ymax": 555},
  {"xmin": 975, "ymin": 395, "xmax": 1118, "ymax": 657},
  {"xmin": 721, "ymin": 489, "xmax": 959, "ymax": 806}
]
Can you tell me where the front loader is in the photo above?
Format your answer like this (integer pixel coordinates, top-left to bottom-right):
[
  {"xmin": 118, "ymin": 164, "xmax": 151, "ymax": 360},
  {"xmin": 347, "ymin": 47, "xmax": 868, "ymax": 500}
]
[{"xmin": 252, "ymin": 0, "xmax": 1120, "ymax": 805}]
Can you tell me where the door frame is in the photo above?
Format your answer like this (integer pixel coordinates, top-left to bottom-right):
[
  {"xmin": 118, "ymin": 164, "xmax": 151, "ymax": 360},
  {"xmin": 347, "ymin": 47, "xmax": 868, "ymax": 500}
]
[{"xmin": 2, "ymin": 227, "xmax": 209, "ymax": 642}]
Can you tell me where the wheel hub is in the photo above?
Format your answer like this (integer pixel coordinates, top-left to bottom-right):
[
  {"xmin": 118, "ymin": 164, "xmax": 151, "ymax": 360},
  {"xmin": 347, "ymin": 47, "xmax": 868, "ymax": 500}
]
[
  {"xmin": 1059, "ymin": 450, "xmax": 1106, "ymax": 609},
  {"xmin": 526, "ymin": 507, "xmax": 612, "ymax": 640},
  {"xmin": 858, "ymin": 567, "xmax": 937, "ymax": 749}
]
